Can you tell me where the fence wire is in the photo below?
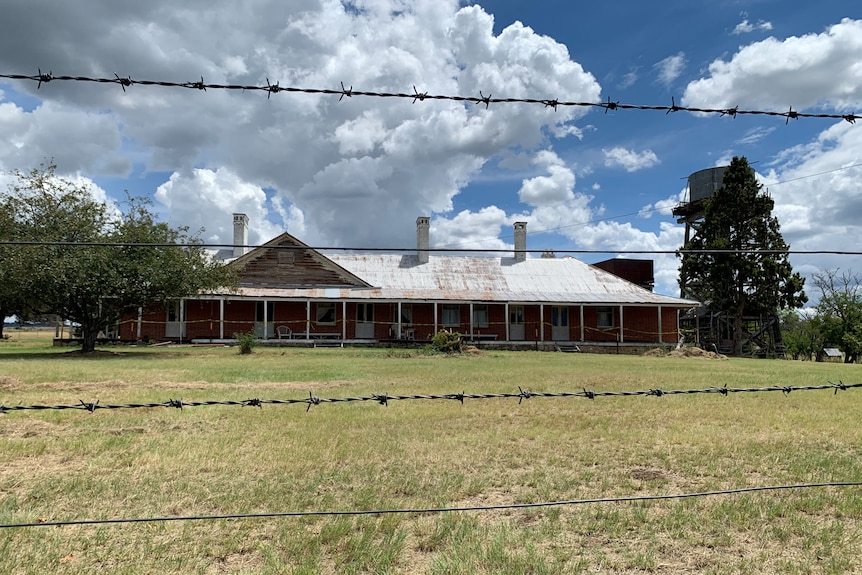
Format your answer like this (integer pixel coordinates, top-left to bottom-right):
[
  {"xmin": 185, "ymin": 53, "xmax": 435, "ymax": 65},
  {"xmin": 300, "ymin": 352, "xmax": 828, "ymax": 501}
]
[
  {"xmin": 1, "ymin": 70, "xmax": 857, "ymax": 124},
  {"xmin": 2, "ymin": 481, "xmax": 860, "ymax": 529},
  {"xmin": 2, "ymin": 381, "xmax": 859, "ymax": 415}
]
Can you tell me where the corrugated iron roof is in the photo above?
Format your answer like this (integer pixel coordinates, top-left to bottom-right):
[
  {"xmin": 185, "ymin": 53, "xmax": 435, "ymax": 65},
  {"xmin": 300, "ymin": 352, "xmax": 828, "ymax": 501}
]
[{"xmin": 217, "ymin": 253, "xmax": 697, "ymax": 307}]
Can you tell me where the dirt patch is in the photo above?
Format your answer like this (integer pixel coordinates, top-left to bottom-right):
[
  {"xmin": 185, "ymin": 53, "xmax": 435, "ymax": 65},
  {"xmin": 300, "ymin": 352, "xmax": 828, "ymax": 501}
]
[
  {"xmin": 645, "ymin": 346, "xmax": 728, "ymax": 360},
  {"xmin": 462, "ymin": 345, "xmax": 486, "ymax": 355},
  {"xmin": 630, "ymin": 468, "xmax": 667, "ymax": 481}
]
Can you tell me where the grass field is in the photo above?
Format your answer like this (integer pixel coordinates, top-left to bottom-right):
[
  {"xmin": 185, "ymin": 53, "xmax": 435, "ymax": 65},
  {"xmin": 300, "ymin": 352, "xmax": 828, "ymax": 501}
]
[{"xmin": 1, "ymin": 333, "xmax": 861, "ymax": 574}]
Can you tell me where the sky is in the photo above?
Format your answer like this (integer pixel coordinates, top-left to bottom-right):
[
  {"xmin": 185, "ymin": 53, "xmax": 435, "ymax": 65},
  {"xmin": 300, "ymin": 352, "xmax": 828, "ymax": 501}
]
[{"xmin": 0, "ymin": 0, "xmax": 860, "ymax": 302}]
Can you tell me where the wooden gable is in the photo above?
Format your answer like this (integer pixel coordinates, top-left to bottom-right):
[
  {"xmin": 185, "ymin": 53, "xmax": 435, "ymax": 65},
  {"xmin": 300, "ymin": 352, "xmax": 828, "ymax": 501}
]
[{"xmin": 229, "ymin": 232, "xmax": 372, "ymax": 288}]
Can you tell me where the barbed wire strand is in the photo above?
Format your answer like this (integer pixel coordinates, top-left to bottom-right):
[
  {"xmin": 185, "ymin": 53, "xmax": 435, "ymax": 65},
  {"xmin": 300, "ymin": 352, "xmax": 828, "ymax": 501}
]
[
  {"xmin": 0, "ymin": 71, "xmax": 857, "ymax": 124},
  {"xmin": 2, "ymin": 481, "xmax": 859, "ymax": 529},
  {"xmin": 1, "ymin": 381, "xmax": 858, "ymax": 415},
  {"xmin": 2, "ymin": 240, "xmax": 862, "ymax": 256}
]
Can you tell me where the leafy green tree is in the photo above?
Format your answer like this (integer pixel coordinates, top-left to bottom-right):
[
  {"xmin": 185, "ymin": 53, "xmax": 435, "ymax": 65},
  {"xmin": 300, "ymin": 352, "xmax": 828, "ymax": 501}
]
[
  {"xmin": 678, "ymin": 156, "xmax": 807, "ymax": 355},
  {"xmin": 812, "ymin": 269, "xmax": 862, "ymax": 363},
  {"xmin": 779, "ymin": 309, "xmax": 822, "ymax": 361},
  {"xmin": 0, "ymin": 164, "xmax": 236, "ymax": 352},
  {"xmin": 0, "ymin": 206, "xmax": 26, "ymax": 339}
]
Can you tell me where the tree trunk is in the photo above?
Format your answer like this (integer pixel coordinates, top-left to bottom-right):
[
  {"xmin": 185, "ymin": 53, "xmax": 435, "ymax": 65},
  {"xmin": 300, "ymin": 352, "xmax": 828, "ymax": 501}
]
[{"xmin": 79, "ymin": 320, "xmax": 100, "ymax": 353}]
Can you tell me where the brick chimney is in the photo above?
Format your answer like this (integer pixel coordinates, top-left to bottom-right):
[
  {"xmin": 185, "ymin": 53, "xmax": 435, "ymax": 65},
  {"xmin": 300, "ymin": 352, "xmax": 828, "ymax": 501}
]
[
  {"xmin": 416, "ymin": 216, "xmax": 430, "ymax": 264},
  {"xmin": 233, "ymin": 213, "xmax": 249, "ymax": 258},
  {"xmin": 514, "ymin": 221, "xmax": 527, "ymax": 262}
]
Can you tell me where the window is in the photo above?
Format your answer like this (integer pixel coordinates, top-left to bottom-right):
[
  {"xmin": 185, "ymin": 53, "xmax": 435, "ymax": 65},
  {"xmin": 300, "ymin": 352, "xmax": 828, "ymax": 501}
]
[
  {"xmin": 316, "ymin": 302, "xmax": 336, "ymax": 324},
  {"xmin": 256, "ymin": 301, "xmax": 274, "ymax": 322},
  {"xmin": 357, "ymin": 303, "xmax": 374, "ymax": 322},
  {"xmin": 472, "ymin": 304, "xmax": 489, "ymax": 328},
  {"xmin": 509, "ymin": 306, "xmax": 524, "ymax": 324},
  {"xmin": 166, "ymin": 301, "xmax": 183, "ymax": 322},
  {"xmin": 552, "ymin": 306, "xmax": 568, "ymax": 327},
  {"xmin": 442, "ymin": 304, "xmax": 460, "ymax": 326},
  {"xmin": 400, "ymin": 303, "xmax": 413, "ymax": 324},
  {"xmin": 597, "ymin": 307, "xmax": 614, "ymax": 328}
]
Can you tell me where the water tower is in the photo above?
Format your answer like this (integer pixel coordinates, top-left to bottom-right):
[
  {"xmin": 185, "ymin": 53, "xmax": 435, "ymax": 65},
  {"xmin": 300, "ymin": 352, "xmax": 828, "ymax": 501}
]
[
  {"xmin": 673, "ymin": 165, "xmax": 785, "ymax": 356},
  {"xmin": 672, "ymin": 166, "xmax": 727, "ymax": 246}
]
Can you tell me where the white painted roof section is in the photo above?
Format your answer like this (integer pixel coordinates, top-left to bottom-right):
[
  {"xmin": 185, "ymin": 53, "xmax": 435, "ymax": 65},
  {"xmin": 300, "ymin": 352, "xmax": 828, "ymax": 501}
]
[{"xmin": 222, "ymin": 254, "xmax": 698, "ymax": 307}]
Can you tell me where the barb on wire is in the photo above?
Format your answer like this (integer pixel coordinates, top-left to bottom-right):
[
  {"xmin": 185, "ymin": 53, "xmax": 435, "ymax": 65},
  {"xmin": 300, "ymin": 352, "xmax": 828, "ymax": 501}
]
[
  {"xmin": 412, "ymin": 85, "xmax": 427, "ymax": 103},
  {"xmin": 80, "ymin": 399, "xmax": 98, "ymax": 413},
  {"xmin": 1, "ymin": 70, "xmax": 857, "ymax": 123},
  {"xmin": 3, "ymin": 381, "xmax": 861, "ymax": 416},
  {"xmin": 447, "ymin": 392, "xmax": 465, "ymax": 404},
  {"xmin": 36, "ymin": 67, "xmax": 52, "ymax": 89},
  {"xmin": 306, "ymin": 391, "xmax": 321, "ymax": 412},
  {"xmin": 2, "ymin": 481, "xmax": 860, "ymax": 529},
  {"xmin": 374, "ymin": 393, "xmax": 389, "ymax": 406},
  {"xmin": 114, "ymin": 73, "xmax": 132, "ymax": 92},
  {"xmin": 339, "ymin": 81, "xmax": 352, "ymax": 101}
]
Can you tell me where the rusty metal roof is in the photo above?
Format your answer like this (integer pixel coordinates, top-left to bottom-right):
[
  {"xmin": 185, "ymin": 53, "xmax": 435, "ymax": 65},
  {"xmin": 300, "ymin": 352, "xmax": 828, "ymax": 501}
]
[{"xmin": 219, "ymin": 253, "xmax": 697, "ymax": 307}]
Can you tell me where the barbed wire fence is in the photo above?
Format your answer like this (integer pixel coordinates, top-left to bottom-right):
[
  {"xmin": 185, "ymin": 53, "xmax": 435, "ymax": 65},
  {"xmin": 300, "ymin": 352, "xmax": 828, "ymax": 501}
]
[
  {"xmin": 0, "ymin": 70, "xmax": 858, "ymax": 124},
  {"xmin": 2, "ymin": 70, "xmax": 861, "ymax": 551},
  {"xmin": 2, "ymin": 377, "xmax": 861, "ymax": 529},
  {"xmin": 2, "ymin": 381, "xmax": 859, "ymax": 415}
]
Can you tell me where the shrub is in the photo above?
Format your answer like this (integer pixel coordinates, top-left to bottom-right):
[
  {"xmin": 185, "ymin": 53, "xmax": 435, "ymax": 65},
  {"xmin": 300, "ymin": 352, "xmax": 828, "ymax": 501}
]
[
  {"xmin": 234, "ymin": 331, "xmax": 258, "ymax": 354},
  {"xmin": 430, "ymin": 329, "xmax": 462, "ymax": 353}
]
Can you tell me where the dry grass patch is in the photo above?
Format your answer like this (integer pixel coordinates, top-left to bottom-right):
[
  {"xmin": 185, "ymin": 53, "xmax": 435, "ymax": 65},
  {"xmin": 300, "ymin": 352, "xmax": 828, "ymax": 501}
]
[{"xmin": 1, "ymin": 344, "xmax": 862, "ymax": 573}]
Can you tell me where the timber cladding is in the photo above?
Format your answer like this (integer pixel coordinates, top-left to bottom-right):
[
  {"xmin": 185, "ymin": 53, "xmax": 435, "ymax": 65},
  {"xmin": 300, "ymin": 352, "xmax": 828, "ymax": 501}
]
[{"xmin": 232, "ymin": 236, "xmax": 370, "ymax": 288}]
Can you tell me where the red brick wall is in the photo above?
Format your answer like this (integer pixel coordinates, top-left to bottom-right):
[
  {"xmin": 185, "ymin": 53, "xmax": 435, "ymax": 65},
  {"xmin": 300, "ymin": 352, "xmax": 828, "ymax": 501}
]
[
  {"xmin": 524, "ymin": 306, "xmax": 542, "ymax": 341},
  {"xmin": 184, "ymin": 300, "xmax": 221, "ymax": 339},
  {"xmin": 121, "ymin": 299, "xmax": 679, "ymax": 344}
]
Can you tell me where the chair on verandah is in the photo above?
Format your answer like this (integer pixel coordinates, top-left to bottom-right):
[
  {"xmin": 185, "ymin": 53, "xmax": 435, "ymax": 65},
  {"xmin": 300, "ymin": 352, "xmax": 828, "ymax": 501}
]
[{"xmin": 276, "ymin": 325, "xmax": 293, "ymax": 339}]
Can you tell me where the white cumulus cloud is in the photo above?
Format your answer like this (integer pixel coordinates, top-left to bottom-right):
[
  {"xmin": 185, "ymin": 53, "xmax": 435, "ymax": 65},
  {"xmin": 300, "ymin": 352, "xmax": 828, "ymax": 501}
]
[
  {"xmin": 683, "ymin": 18, "xmax": 862, "ymax": 111},
  {"xmin": 732, "ymin": 19, "xmax": 773, "ymax": 35},
  {"xmin": 517, "ymin": 150, "xmax": 575, "ymax": 206},
  {"xmin": 0, "ymin": 0, "xmax": 602, "ymax": 251},
  {"xmin": 603, "ymin": 147, "xmax": 660, "ymax": 172}
]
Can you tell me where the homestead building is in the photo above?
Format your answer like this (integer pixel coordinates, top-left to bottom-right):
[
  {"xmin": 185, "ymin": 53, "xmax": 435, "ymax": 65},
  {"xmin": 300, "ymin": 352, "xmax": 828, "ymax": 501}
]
[{"xmin": 121, "ymin": 215, "xmax": 698, "ymax": 351}]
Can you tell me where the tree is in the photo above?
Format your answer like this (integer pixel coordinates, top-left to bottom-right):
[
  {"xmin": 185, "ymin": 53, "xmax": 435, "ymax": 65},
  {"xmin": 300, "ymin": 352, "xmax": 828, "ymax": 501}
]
[
  {"xmin": 0, "ymin": 207, "xmax": 27, "ymax": 339},
  {"xmin": 0, "ymin": 164, "xmax": 236, "ymax": 352},
  {"xmin": 678, "ymin": 156, "xmax": 807, "ymax": 355},
  {"xmin": 779, "ymin": 309, "xmax": 822, "ymax": 361},
  {"xmin": 811, "ymin": 269, "xmax": 862, "ymax": 363}
]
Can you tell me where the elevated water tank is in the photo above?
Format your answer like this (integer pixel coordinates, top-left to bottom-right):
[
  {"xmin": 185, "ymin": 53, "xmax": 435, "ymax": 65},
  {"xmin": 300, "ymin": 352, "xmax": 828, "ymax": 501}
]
[{"xmin": 688, "ymin": 166, "xmax": 727, "ymax": 203}]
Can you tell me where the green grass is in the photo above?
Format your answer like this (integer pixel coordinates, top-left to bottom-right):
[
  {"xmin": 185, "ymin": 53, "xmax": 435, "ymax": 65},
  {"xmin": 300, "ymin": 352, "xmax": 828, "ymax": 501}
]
[{"xmin": 1, "ymin": 336, "xmax": 862, "ymax": 573}]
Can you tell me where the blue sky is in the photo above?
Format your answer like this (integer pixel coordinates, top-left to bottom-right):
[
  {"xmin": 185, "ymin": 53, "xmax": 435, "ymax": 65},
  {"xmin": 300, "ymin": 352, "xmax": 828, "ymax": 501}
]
[{"xmin": 0, "ymin": 0, "xmax": 859, "ymax": 300}]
